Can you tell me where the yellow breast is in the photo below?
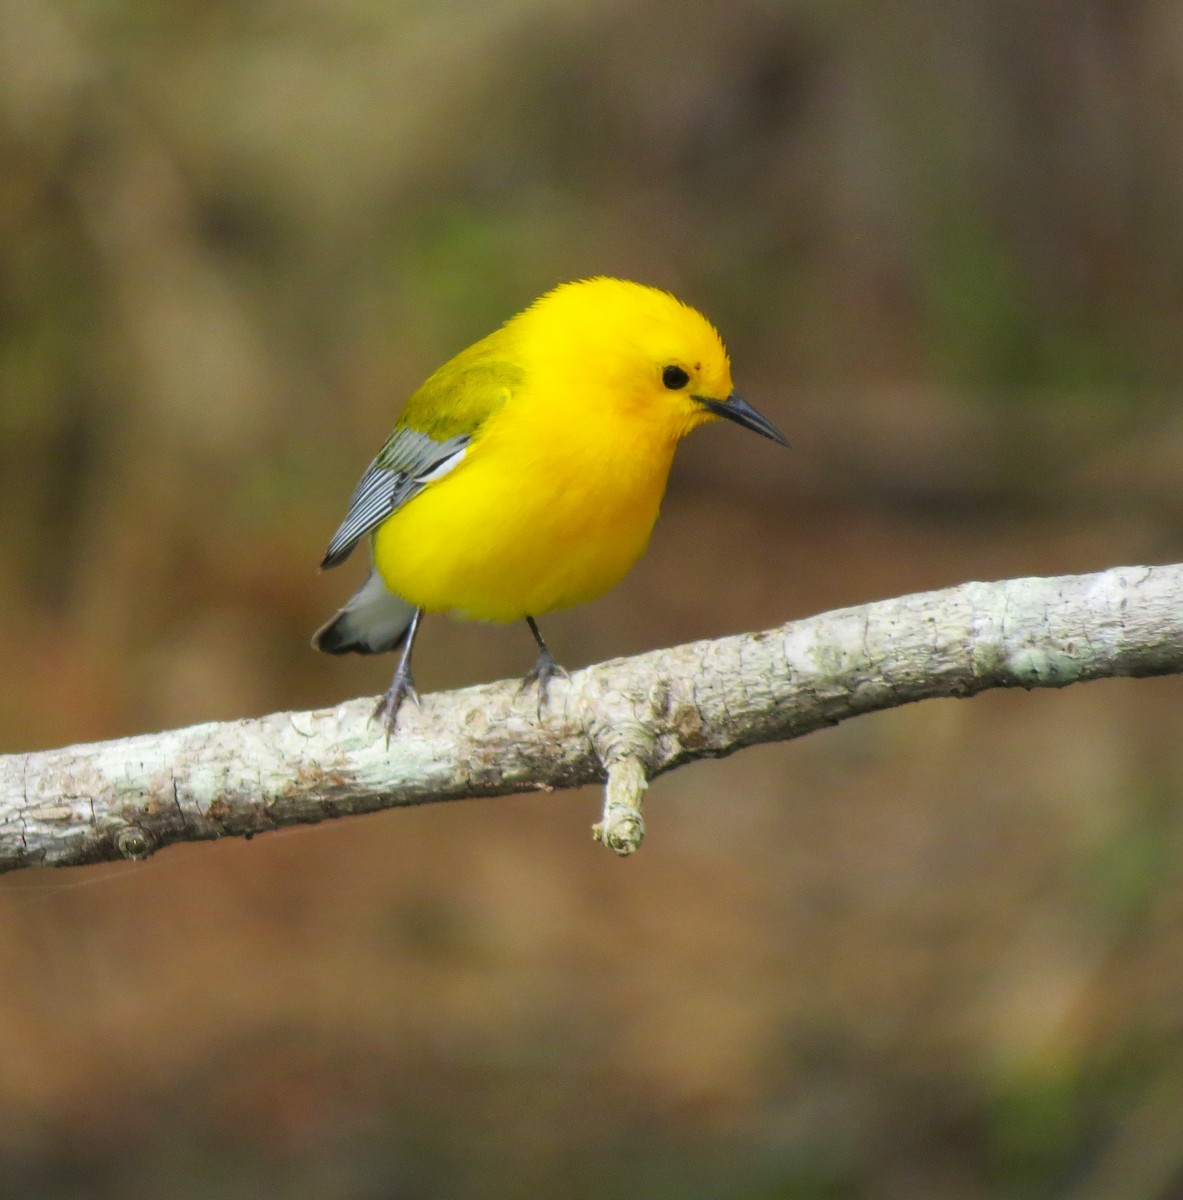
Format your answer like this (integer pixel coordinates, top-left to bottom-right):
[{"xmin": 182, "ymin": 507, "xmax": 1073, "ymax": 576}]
[{"xmin": 371, "ymin": 394, "xmax": 678, "ymax": 622}]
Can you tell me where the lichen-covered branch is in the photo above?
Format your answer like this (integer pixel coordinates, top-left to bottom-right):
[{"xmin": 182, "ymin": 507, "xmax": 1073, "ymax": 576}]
[{"xmin": 2, "ymin": 563, "xmax": 1181, "ymax": 871}]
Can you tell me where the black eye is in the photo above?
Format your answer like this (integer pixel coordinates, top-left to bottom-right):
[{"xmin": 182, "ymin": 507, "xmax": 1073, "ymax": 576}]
[{"xmin": 662, "ymin": 365, "xmax": 690, "ymax": 390}]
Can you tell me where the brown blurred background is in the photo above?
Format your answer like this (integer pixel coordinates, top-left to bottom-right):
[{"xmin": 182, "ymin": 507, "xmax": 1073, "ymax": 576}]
[{"xmin": 3, "ymin": 1, "xmax": 1183, "ymax": 1197}]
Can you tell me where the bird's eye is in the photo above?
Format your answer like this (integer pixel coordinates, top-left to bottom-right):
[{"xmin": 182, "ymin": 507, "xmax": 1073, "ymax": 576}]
[{"xmin": 662, "ymin": 365, "xmax": 690, "ymax": 390}]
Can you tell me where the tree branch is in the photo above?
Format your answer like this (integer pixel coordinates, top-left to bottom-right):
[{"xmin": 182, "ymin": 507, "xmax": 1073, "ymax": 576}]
[{"xmin": 3, "ymin": 563, "xmax": 1181, "ymax": 872}]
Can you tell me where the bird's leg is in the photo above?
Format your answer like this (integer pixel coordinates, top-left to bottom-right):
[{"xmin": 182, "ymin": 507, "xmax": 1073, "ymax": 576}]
[
  {"xmin": 520, "ymin": 616, "xmax": 570, "ymax": 710},
  {"xmin": 372, "ymin": 607, "xmax": 424, "ymax": 739}
]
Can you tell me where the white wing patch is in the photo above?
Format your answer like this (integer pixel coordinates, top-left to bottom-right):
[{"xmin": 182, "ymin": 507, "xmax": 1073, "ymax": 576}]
[{"xmin": 414, "ymin": 445, "xmax": 467, "ymax": 485}]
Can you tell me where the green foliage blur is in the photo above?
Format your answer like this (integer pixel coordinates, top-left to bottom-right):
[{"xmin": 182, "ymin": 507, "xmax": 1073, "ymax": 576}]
[{"xmin": 3, "ymin": 1, "xmax": 1183, "ymax": 1197}]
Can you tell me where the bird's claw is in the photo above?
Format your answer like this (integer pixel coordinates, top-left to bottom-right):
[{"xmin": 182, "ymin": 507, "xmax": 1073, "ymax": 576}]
[
  {"xmin": 372, "ymin": 669, "xmax": 420, "ymax": 741},
  {"xmin": 519, "ymin": 650, "xmax": 570, "ymax": 715}
]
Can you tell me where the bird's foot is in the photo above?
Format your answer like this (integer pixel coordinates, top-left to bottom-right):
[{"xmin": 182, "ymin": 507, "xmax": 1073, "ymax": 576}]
[
  {"xmin": 372, "ymin": 668, "xmax": 420, "ymax": 740},
  {"xmin": 519, "ymin": 649, "xmax": 570, "ymax": 714}
]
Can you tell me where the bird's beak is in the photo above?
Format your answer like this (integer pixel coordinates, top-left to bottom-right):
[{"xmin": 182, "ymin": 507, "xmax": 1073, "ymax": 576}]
[{"xmin": 697, "ymin": 391, "xmax": 789, "ymax": 446}]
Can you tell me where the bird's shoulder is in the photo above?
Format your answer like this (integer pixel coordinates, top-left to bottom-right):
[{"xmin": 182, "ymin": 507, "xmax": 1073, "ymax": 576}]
[
  {"xmin": 318, "ymin": 335, "xmax": 527, "ymax": 569},
  {"xmin": 397, "ymin": 331, "xmax": 526, "ymax": 444}
]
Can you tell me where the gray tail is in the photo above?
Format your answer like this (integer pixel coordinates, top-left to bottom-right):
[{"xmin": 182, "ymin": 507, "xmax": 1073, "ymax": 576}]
[{"xmin": 313, "ymin": 569, "xmax": 417, "ymax": 656}]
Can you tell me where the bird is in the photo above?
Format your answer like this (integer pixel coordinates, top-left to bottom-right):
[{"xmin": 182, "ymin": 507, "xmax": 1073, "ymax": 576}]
[{"xmin": 313, "ymin": 277, "xmax": 787, "ymax": 734}]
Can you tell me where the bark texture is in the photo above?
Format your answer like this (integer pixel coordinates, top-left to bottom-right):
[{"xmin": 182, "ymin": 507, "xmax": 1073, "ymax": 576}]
[{"xmin": 2, "ymin": 563, "xmax": 1180, "ymax": 870}]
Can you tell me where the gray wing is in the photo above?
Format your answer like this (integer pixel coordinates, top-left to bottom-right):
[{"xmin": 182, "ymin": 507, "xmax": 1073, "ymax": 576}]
[{"xmin": 320, "ymin": 428, "xmax": 469, "ymax": 569}]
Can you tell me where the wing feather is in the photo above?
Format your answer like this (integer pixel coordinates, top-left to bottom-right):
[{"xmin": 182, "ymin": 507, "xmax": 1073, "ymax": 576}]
[
  {"xmin": 319, "ymin": 350, "xmax": 524, "ymax": 570},
  {"xmin": 320, "ymin": 433, "xmax": 468, "ymax": 569}
]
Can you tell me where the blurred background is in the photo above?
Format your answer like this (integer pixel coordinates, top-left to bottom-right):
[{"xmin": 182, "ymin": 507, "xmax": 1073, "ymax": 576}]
[{"xmin": 3, "ymin": 0, "xmax": 1183, "ymax": 1196}]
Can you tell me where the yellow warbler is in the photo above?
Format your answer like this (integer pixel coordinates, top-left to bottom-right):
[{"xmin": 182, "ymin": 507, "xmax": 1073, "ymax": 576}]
[{"xmin": 314, "ymin": 277, "xmax": 787, "ymax": 731}]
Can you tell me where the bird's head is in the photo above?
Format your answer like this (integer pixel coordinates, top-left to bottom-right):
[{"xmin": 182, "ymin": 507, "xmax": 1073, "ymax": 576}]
[{"xmin": 516, "ymin": 278, "xmax": 787, "ymax": 447}]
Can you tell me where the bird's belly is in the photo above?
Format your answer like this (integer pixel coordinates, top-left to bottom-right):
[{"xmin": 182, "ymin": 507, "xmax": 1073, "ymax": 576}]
[{"xmin": 371, "ymin": 448, "xmax": 669, "ymax": 622}]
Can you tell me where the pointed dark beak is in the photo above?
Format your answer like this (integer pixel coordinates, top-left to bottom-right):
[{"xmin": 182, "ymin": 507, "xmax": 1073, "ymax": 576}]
[{"xmin": 697, "ymin": 391, "xmax": 789, "ymax": 447}]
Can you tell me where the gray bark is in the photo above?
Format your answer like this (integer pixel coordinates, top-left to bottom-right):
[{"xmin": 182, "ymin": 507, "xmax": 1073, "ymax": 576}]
[{"xmin": 2, "ymin": 563, "xmax": 1180, "ymax": 870}]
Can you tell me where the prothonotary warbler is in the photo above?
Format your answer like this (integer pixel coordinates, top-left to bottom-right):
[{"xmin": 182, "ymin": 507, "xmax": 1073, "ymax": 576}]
[{"xmin": 314, "ymin": 277, "xmax": 787, "ymax": 732}]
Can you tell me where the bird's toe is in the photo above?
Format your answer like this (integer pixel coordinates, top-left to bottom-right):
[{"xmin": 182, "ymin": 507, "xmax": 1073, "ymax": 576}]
[
  {"xmin": 519, "ymin": 651, "xmax": 570, "ymax": 713},
  {"xmin": 372, "ymin": 671, "xmax": 420, "ymax": 740}
]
